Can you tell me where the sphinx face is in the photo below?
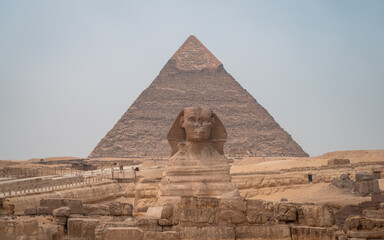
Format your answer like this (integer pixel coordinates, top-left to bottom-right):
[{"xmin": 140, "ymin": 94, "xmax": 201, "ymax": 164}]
[{"xmin": 182, "ymin": 107, "xmax": 213, "ymax": 142}]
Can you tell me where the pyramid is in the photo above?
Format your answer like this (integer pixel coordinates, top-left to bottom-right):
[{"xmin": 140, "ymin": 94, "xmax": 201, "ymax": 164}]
[{"xmin": 90, "ymin": 36, "xmax": 308, "ymax": 158}]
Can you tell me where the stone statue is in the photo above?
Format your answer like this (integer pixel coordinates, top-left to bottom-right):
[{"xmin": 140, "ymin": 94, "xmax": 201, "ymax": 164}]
[
  {"xmin": 158, "ymin": 107, "xmax": 239, "ymax": 203},
  {"xmin": 167, "ymin": 107, "xmax": 227, "ymax": 157}
]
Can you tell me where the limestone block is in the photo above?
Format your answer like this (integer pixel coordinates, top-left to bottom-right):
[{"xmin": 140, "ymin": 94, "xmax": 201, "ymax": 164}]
[
  {"xmin": 208, "ymin": 198, "xmax": 245, "ymax": 225},
  {"xmin": 122, "ymin": 202, "xmax": 133, "ymax": 216},
  {"xmin": 235, "ymin": 225, "xmax": 291, "ymax": 240},
  {"xmin": 0, "ymin": 199, "xmax": 14, "ymax": 215},
  {"xmin": 354, "ymin": 180, "xmax": 380, "ymax": 196},
  {"xmin": 355, "ymin": 172, "xmax": 376, "ymax": 182},
  {"xmin": 67, "ymin": 218, "xmax": 99, "ymax": 240},
  {"xmin": 328, "ymin": 158, "xmax": 350, "ymax": 166},
  {"xmin": 372, "ymin": 193, "xmax": 384, "ymax": 203},
  {"xmin": 135, "ymin": 217, "xmax": 162, "ymax": 232},
  {"xmin": 0, "ymin": 218, "xmax": 38, "ymax": 239},
  {"xmin": 25, "ymin": 207, "xmax": 37, "ymax": 215},
  {"xmin": 178, "ymin": 208, "xmax": 216, "ymax": 225},
  {"xmin": 37, "ymin": 207, "xmax": 50, "ymax": 215},
  {"xmin": 246, "ymin": 199, "xmax": 275, "ymax": 224},
  {"xmin": 54, "ymin": 216, "xmax": 67, "ymax": 225},
  {"xmin": 147, "ymin": 207, "xmax": 163, "ymax": 219},
  {"xmin": 331, "ymin": 174, "xmax": 354, "ymax": 190},
  {"xmin": 94, "ymin": 221, "xmax": 136, "ymax": 240},
  {"xmin": 158, "ymin": 218, "xmax": 172, "ymax": 226},
  {"xmin": 64, "ymin": 199, "xmax": 83, "ymax": 214},
  {"xmin": 142, "ymin": 231, "xmax": 179, "ymax": 240},
  {"xmin": 53, "ymin": 206, "xmax": 70, "ymax": 217},
  {"xmin": 109, "ymin": 202, "xmax": 123, "ymax": 216},
  {"xmin": 161, "ymin": 204, "xmax": 174, "ymax": 219},
  {"xmin": 38, "ymin": 224, "xmax": 64, "ymax": 240},
  {"xmin": 276, "ymin": 203, "xmax": 297, "ymax": 222},
  {"xmin": 291, "ymin": 226, "xmax": 336, "ymax": 240},
  {"xmin": 83, "ymin": 204, "xmax": 109, "ymax": 216},
  {"xmin": 347, "ymin": 229, "xmax": 384, "ymax": 239},
  {"xmin": 40, "ymin": 199, "xmax": 64, "ymax": 214},
  {"xmin": 180, "ymin": 196, "xmax": 220, "ymax": 209},
  {"xmin": 105, "ymin": 227, "xmax": 143, "ymax": 240},
  {"xmin": 362, "ymin": 209, "xmax": 384, "ymax": 219},
  {"xmin": 161, "ymin": 231, "xmax": 179, "ymax": 240},
  {"xmin": 176, "ymin": 226, "xmax": 235, "ymax": 240},
  {"xmin": 215, "ymin": 209, "xmax": 246, "ymax": 225},
  {"xmin": 40, "ymin": 198, "xmax": 83, "ymax": 214},
  {"xmin": 298, "ymin": 204, "xmax": 335, "ymax": 227}
]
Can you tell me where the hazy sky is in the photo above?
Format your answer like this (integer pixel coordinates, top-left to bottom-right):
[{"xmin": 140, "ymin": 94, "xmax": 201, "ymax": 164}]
[{"xmin": 0, "ymin": 0, "xmax": 383, "ymax": 159}]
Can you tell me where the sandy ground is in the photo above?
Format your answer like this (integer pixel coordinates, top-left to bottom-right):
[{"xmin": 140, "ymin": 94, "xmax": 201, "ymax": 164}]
[
  {"xmin": 249, "ymin": 182, "xmax": 371, "ymax": 207},
  {"xmin": 230, "ymin": 149, "xmax": 384, "ymax": 174}
]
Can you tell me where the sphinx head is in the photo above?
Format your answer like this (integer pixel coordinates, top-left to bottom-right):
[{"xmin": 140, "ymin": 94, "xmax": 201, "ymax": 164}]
[
  {"xmin": 167, "ymin": 107, "xmax": 227, "ymax": 156},
  {"xmin": 180, "ymin": 107, "xmax": 215, "ymax": 142}
]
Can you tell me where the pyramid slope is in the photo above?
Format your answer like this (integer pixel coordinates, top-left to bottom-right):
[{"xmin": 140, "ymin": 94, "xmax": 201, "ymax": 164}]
[{"xmin": 90, "ymin": 36, "xmax": 308, "ymax": 158}]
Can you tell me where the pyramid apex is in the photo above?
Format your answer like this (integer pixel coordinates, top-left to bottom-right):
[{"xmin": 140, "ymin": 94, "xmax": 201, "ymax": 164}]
[{"xmin": 170, "ymin": 35, "xmax": 222, "ymax": 71}]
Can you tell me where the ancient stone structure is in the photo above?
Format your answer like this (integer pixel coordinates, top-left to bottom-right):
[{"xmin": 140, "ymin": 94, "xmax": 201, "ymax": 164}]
[
  {"xmin": 90, "ymin": 35, "xmax": 308, "ymax": 158},
  {"xmin": 159, "ymin": 107, "xmax": 239, "ymax": 203}
]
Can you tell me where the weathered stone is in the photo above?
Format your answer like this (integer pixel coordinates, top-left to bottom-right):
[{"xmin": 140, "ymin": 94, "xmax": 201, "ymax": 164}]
[
  {"xmin": 135, "ymin": 217, "xmax": 162, "ymax": 232},
  {"xmin": 0, "ymin": 199, "xmax": 14, "ymax": 215},
  {"xmin": 161, "ymin": 204, "xmax": 174, "ymax": 219},
  {"xmin": 40, "ymin": 198, "xmax": 83, "ymax": 214},
  {"xmin": 109, "ymin": 201, "xmax": 133, "ymax": 216},
  {"xmin": 180, "ymin": 196, "xmax": 220, "ymax": 209},
  {"xmin": 277, "ymin": 203, "xmax": 297, "ymax": 222},
  {"xmin": 298, "ymin": 204, "xmax": 335, "ymax": 227},
  {"xmin": 0, "ymin": 218, "xmax": 38, "ymax": 239},
  {"xmin": 214, "ymin": 198, "xmax": 246, "ymax": 225},
  {"xmin": 176, "ymin": 226, "xmax": 235, "ymax": 240},
  {"xmin": 38, "ymin": 224, "xmax": 64, "ymax": 240},
  {"xmin": 146, "ymin": 207, "xmax": 163, "ymax": 219},
  {"xmin": 328, "ymin": 158, "xmax": 350, "ymax": 166},
  {"xmin": 179, "ymin": 207, "xmax": 216, "ymax": 225},
  {"xmin": 355, "ymin": 172, "xmax": 376, "ymax": 182},
  {"xmin": 347, "ymin": 229, "xmax": 384, "ymax": 239},
  {"xmin": 53, "ymin": 206, "xmax": 70, "ymax": 217},
  {"xmin": 37, "ymin": 207, "xmax": 50, "ymax": 215},
  {"xmin": 332, "ymin": 174, "xmax": 354, "ymax": 190},
  {"xmin": 24, "ymin": 207, "xmax": 37, "ymax": 215},
  {"xmin": 161, "ymin": 231, "xmax": 179, "ymax": 240},
  {"xmin": 109, "ymin": 202, "xmax": 122, "ymax": 216},
  {"xmin": 64, "ymin": 199, "xmax": 83, "ymax": 214},
  {"xmin": 363, "ymin": 209, "xmax": 384, "ymax": 219},
  {"xmin": 105, "ymin": 227, "xmax": 143, "ymax": 240},
  {"xmin": 67, "ymin": 218, "xmax": 99, "ymax": 240},
  {"xmin": 83, "ymin": 204, "xmax": 109, "ymax": 216},
  {"xmin": 246, "ymin": 199, "xmax": 275, "ymax": 224},
  {"xmin": 354, "ymin": 180, "xmax": 380, "ymax": 196},
  {"xmin": 159, "ymin": 108, "xmax": 239, "ymax": 201},
  {"xmin": 54, "ymin": 216, "xmax": 67, "ymax": 225},
  {"xmin": 158, "ymin": 218, "xmax": 173, "ymax": 226},
  {"xmin": 235, "ymin": 225, "xmax": 291, "ymax": 239},
  {"xmin": 291, "ymin": 226, "xmax": 336, "ymax": 240}
]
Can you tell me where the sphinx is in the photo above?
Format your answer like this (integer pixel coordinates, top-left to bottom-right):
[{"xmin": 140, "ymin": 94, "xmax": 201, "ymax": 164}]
[{"xmin": 158, "ymin": 107, "xmax": 239, "ymax": 203}]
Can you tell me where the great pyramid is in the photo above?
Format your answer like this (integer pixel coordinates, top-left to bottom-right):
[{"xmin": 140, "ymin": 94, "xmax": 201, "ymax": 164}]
[{"xmin": 90, "ymin": 36, "xmax": 308, "ymax": 158}]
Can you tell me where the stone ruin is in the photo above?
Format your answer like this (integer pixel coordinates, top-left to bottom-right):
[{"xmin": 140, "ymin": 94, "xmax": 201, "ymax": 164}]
[{"xmin": 2, "ymin": 108, "xmax": 384, "ymax": 239}]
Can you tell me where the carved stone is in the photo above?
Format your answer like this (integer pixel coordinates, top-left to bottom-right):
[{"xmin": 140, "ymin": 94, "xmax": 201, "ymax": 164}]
[{"xmin": 159, "ymin": 107, "xmax": 239, "ymax": 203}]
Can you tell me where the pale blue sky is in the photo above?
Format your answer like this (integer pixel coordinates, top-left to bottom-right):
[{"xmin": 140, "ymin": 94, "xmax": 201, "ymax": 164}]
[{"xmin": 0, "ymin": 0, "xmax": 383, "ymax": 159}]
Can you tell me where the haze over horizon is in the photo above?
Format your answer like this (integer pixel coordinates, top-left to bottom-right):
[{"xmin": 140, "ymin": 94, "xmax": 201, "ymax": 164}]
[{"xmin": 0, "ymin": 0, "xmax": 383, "ymax": 160}]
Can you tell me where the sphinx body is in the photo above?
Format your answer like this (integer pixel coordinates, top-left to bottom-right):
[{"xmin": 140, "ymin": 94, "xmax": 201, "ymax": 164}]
[{"xmin": 158, "ymin": 107, "xmax": 239, "ymax": 203}]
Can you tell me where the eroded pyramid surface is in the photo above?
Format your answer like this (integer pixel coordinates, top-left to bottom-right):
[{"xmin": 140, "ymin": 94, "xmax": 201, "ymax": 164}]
[{"xmin": 90, "ymin": 36, "xmax": 308, "ymax": 158}]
